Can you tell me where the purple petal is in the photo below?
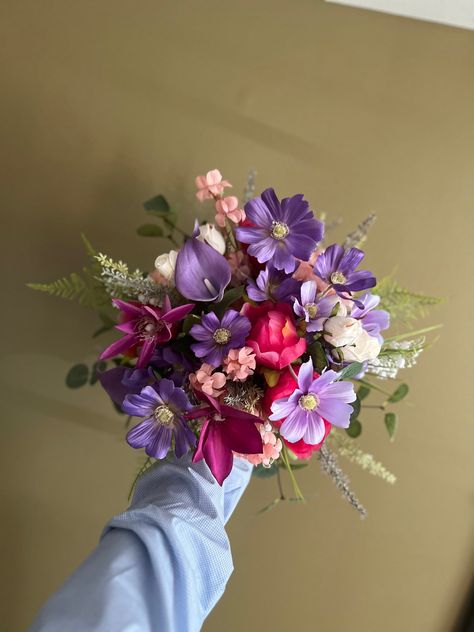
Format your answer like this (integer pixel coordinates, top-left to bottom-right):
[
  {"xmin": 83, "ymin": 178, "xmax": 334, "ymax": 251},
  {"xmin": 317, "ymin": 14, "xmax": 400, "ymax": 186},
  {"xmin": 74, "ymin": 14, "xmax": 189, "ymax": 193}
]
[
  {"xmin": 247, "ymin": 237, "xmax": 277, "ymax": 263},
  {"xmin": 280, "ymin": 407, "xmax": 307, "ymax": 442},
  {"xmin": 309, "ymin": 370, "xmax": 340, "ymax": 393},
  {"xmin": 269, "ymin": 397, "xmax": 297, "ymax": 421},
  {"xmin": 112, "ymin": 299, "xmax": 143, "ymax": 317},
  {"xmin": 224, "ymin": 417, "xmax": 263, "ymax": 455},
  {"xmin": 298, "ymin": 359, "xmax": 314, "ymax": 392},
  {"xmin": 146, "ymin": 425, "xmax": 172, "ymax": 459},
  {"xmin": 202, "ymin": 422, "xmax": 234, "ymax": 485},
  {"xmin": 126, "ymin": 418, "xmax": 157, "ymax": 449},
  {"xmin": 174, "ymin": 419, "xmax": 196, "ymax": 458},
  {"xmin": 271, "ymin": 244, "xmax": 297, "ymax": 273},
  {"xmin": 175, "ymin": 237, "xmax": 231, "ymax": 302},
  {"xmin": 137, "ymin": 337, "xmax": 157, "ymax": 368},
  {"xmin": 314, "ymin": 244, "xmax": 344, "ymax": 280},
  {"xmin": 318, "ymin": 381, "xmax": 356, "ymax": 402},
  {"xmin": 164, "ymin": 303, "xmax": 195, "ymax": 324},
  {"xmin": 302, "ymin": 413, "xmax": 326, "ymax": 444},
  {"xmin": 300, "ymin": 280, "xmax": 317, "ymax": 306},
  {"xmin": 339, "ymin": 248, "xmax": 365, "ymax": 275},
  {"xmin": 261, "ymin": 188, "xmax": 283, "ymax": 220},
  {"xmin": 235, "ymin": 226, "xmax": 268, "ymax": 245},
  {"xmin": 317, "ymin": 398, "xmax": 353, "ymax": 428},
  {"xmin": 244, "ymin": 196, "xmax": 274, "ymax": 227},
  {"xmin": 344, "ymin": 270, "xmax": 376, "ymax": 292}
]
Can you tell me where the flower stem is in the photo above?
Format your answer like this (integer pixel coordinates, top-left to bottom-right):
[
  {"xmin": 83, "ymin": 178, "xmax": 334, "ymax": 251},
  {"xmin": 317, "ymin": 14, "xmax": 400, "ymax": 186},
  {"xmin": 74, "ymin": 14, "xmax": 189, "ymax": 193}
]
[
  {"xmin": 276, "ymin": 465, "xmax": 286, "ymax": 500},
  {"xmin": 281, "ymin": 445, "xmax": 305, "ymax": 502}
]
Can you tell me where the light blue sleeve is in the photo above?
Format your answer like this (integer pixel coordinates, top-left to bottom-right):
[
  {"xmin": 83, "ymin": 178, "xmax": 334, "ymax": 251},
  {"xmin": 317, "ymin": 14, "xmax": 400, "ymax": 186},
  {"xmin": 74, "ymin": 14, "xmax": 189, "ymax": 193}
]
[{"xmin": 30, "ymin": 455, "xmax": 252, "ymax": 632}]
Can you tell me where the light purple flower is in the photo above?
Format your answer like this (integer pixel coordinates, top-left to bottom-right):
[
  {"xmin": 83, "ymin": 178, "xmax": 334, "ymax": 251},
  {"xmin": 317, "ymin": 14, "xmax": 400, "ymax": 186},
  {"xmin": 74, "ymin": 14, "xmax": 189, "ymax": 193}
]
[
  {"xmin": 293, "ymin": 280, "xmax": 343, "ymax": 332},
  {"xmin": 236, "ymin": 188, "xmax": 324, "ymax": 274},
  {"xmin": 350, "ymin": 292, "xmax": 390, "ymax": 344},
  {"xmin": 269, "ymin": 359, "xmax": 356, "ymax": 444},
  {"xmin": 123, "ymin": 379, "xmax": 196, "ymax": 459},
  {"xmin": 100, "ymin": 297, "xmax": 195, "ymax": 368},
  {"xmin": 175, "ymin": 222, "xmax": 231, "ymax": 302},
  {"xmin": 190, "ymin": 310, "xmax": 251, "ymax": 367},
  {"xmin": 314, "ymin": 244, "xmax": 376, "ymax": 296},
  {"xmin": 247, "ymin": 264, "xmax": 301, "ymax": 303}
]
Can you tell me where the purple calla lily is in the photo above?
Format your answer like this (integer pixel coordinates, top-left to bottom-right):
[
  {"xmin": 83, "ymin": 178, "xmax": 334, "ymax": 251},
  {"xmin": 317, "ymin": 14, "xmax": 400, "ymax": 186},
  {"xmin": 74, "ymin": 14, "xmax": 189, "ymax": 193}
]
[{"xmin": 175, "ymin": 222, "xmax": 231, "ymax": 302}]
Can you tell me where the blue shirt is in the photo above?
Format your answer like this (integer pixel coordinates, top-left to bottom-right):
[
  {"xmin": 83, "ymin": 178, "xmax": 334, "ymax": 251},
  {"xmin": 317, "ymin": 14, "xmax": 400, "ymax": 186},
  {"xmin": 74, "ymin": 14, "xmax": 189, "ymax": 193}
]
[{"xmin": 30, "ymin": 456, "xmax": 252, "ymax": 632}]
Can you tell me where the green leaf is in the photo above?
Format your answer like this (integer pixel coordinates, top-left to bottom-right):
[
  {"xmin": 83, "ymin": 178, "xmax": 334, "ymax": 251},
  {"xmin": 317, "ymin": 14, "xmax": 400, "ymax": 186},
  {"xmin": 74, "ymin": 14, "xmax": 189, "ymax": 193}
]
[
  {"xmin": 92, "ymin": 312, "xmax": 116, "ymax": 338},
  {"xmin": 357, "ymin": 385, "xmax": 371, "ymax": 401},
  {"xmin": 181, "ymin": 313, "xmax": 201, "ymax": 335},
  {"xmin": 338, "ymin": 362, "xmax": 364, "ymax": 381},
  {"xmin": 308, "ymin": 340, "xmax": 328, "ymax": 373},
  {"xmin": 66, "ymin": 364, "xmax": 89, "ymax": 388},
  {"xmin": 384, "ymin": 412, "xmax": 398, "ymax": 440},
  {"xmin": 346, "ymin": 419, "xmax": 362, "ymax": 438},
  {"xmin": 388, "ymin": 383, "xmax": 409, "ymax": 403},
  {"xmin": 137, "ymin": 224, "xmax": 164, "ymax": 237},
  {"xmin": 143, "ymin": 194, "xmax": 171, "ymax": 214},
  {"xmin": 213, "ymin": 285, "xmax": 245, "ymax": 318},
  {"xmin": 90, "ymin": 360, "xmax": 107, "ymax": 385},
  {"xmin": 350, "ymin": 397, "xmax": 361, "ymax": 421},
  {"xmin": 253, "ymin": 463, "xmax": 278, "ymax": 478}
]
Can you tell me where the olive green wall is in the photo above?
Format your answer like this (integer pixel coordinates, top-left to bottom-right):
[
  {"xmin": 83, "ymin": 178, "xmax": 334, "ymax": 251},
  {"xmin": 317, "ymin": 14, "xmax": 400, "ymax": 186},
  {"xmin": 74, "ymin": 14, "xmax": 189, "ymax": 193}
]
[{"xmin": 1, "ymin": 1, "xmax": 473, "ymax": 631}]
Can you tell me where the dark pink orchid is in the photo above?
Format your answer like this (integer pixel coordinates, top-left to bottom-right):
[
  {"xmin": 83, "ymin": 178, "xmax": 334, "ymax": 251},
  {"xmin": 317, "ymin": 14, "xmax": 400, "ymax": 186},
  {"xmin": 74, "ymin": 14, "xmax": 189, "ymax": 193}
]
[
  {"xmin": 100, "ymin": 296, "xmax": 194, "ymax": 368},
  {"xmin": 187, "ymin": 394, "xmax": 263, "ymax": 485}
]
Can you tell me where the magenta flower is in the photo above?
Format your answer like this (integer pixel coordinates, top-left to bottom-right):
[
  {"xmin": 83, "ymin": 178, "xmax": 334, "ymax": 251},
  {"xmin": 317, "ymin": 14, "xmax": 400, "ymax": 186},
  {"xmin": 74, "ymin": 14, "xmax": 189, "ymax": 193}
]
[
  {"xmin": 100, "ymin": 296, "xmax": 194, "ymax": 368},
  {"xmin": 269, "ymin": 359, "xmax": 356, "ymax": 444},
  {"xmin": 236, "ymin": 188, "xmax": 324, "ymax": 274},
  {"xmin": 124, "ymin": 380, "xmax": 196, "ymax": 459},
  {"xmin": 187, "ymin": 394, "xmax": 263, "ymax": 485}
]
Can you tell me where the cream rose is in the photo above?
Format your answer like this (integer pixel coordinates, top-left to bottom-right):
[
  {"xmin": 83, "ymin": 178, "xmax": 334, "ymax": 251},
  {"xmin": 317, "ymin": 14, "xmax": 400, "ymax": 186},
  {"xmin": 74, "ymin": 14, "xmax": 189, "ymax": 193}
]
[
  {"xmin": 341, "ymin": 329, "xmax": 381, "ymax": 363},
  {"xmin": 154, "ymin": 249, "xmax": 178, "ymax": 283},
  {"xmin": 323, "ymin": 316, "xmax": 362, "ymax": 348}
]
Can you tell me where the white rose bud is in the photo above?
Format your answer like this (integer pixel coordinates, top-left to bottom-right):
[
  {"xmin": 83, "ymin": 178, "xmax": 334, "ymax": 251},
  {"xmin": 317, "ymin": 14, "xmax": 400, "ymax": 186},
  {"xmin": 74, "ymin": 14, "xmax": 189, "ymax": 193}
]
[
  {"xmin": 154, "ymin": 249, "xmax": 178, "ymax": 283},
  {"xmin": 197, "ymin": 223, "xmax": 226, "ymax": 255},
  {"xmin": 342, "ymin": 329, "xmax": 381, "ymax": 363},
  {"xmin": 324, "ymin": 316, "xmax": 362, "ymax": 348}
]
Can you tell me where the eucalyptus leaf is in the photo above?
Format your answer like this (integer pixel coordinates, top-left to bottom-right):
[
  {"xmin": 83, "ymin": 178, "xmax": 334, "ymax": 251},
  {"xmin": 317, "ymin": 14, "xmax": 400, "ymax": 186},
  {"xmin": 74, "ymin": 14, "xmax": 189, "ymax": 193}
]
[
  {"xmin": 384, "ymin": 412, "xmax": 398, "ymax": 440},
  {"xmin": 350, "ymin": 397, "xmax": 361, "ymax": 421},
  {"xmin": 346, "ymin": 418, "xmax": 362, "ymax": 438},
  {"xmin": 90, "ymin": 360, "xmax": 107, "ymax": 385},
  {"xmin": 181, "ymin": 313, "xmax": 201, "ymax": 335},
  {"xmin": 66, "ymin": 363, "xmax": 89, "ymax": 388},
  {"xmin": 357, "ymin": 385, "xmax": 371, "ymax": 401},
  {"xmin": 338, "ymin": 362, "xmax": 364, "ymax": 381},
  {"xmin": 388, "ymin": 383, "xmax": 409, "ymax": 403},
  {"xmin": 143, "ymin": 194, "xmax": 170, "ymax": 214},
  {"xmin": 137, "ymin": 224, "xmax": 164, "ymax": 237}
]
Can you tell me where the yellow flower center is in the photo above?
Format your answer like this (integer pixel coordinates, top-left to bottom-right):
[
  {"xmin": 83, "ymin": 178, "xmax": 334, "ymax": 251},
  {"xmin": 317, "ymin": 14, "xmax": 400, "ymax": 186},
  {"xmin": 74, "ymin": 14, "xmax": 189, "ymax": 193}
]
[
  {"xmin": 213, "ymin": 328, "xmax": 231, "ymax": 345},
  {"xmin": 331, "ymin": 271, "xmax": 347, "ymax": 284},
  {"xmin": 270, "ymin": 221, "xmax": 290, "ymax": 240},
  {"xmin": 299, "ymin": 394, "xmax": 319, "ymax": 411},
  {"xmin": 154, "ymin": 405, "xmax": 175, "ymax": 426},
  {"xmin": 306, "ymin": 303, "xmax": 318, "ymax": 318}
]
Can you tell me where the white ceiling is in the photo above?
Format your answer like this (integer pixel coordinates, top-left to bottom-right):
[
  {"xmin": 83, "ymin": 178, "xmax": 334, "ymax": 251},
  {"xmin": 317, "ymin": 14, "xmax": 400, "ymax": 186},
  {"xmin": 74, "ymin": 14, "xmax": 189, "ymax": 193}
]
[{"xmin": 325, "ymin": 0, "xmax": 474, "ymax": 30}]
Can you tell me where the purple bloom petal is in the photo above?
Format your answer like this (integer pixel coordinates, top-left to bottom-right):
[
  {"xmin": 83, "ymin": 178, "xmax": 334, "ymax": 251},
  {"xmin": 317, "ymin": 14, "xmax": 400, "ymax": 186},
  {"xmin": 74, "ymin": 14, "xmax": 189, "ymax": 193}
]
[
  {"xmin": 338, "ymin": 248, "xmax": 365, "ymax": 275},
  {"xmin": 175, "ymin": 234, "xmax": 231, "ymax": 302},
  {"xmin": 300, "ymin": 280, "xmax": 316, "ymax": 306},
  {"xmin": 174, "ymin": 419, "xmax": 197, "ymax": 458},
  {"xmin": 100, "ymin": 334, "xmax": 136, "ymax": 361},
  {"xmin": 302, "ymin": 413, "xmax": 326, "ymax": 444},
  {"xmin": 298, "ymin": 359, "xmax": 314, "ymax": 392},
  {"xmin": 190, "ymin": 310, "xmax": 250, "ymax": 367},
  {"xmin": 316, "ymin": 398, "xmax": 353, "ymax": 428},
  {"xmin": 147, "ymin": 425, "xmax": 173, "ymax": 459},
  {"xmin": 269, "ymin": 396, "xmax": 301, "ymax": 421},
  {"xmin": 126, "ymin": 417, "xmax": 157, "ymax": 448},
  {"xmin": 280, "ymin": 407, "xmax": 306, "ymax": 443}
]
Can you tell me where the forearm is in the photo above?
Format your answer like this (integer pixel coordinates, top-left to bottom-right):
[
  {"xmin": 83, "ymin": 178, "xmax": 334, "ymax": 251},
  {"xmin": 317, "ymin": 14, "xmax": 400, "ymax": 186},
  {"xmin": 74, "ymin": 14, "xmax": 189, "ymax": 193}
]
[{"xmin": 30, "ymin": 456, "xmax": 252, "ymax": 632}]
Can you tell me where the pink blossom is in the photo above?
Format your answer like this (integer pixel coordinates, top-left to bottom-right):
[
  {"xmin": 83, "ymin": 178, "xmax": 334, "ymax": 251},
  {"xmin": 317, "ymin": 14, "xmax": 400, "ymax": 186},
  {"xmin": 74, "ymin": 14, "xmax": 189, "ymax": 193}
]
[
  {"xmin": 189, "ymin": 363, "xmax": 227, "ymax": 397},
  {"xmin": 293, "ymin": 249, "xmax": 331, "ymax": 292},
  {"xmin": 236, "ymin": 423, "xmax": 282, "ymax": 467},
  {"xmin": 227, "ymin": 251, "xmax": 251, "ymax": 285},
  {"xmin": 195, "ymin": 169, "xmax": 231, "ymax": 202},
  {"xmin": 215, "ymin": 196, "xmax": 246, "ymax": 227},
  {"xmin": 223, "ymin": 347, "xmax": 256, "ymax": 381}
]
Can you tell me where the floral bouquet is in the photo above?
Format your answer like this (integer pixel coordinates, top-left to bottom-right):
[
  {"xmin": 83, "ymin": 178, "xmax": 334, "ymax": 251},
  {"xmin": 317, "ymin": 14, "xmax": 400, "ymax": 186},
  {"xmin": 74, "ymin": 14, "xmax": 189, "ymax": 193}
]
[{"xmin": 29, "ymin": 169, "xmax": 441, "ymax": 516}]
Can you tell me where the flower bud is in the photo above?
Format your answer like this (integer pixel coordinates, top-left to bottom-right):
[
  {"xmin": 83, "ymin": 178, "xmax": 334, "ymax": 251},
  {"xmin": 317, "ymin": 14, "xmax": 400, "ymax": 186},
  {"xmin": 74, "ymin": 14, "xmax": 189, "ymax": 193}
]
[
  {"xmin": 197, "ymin": 223, "xmax": 226, "ymax": 255},
  {"xmin": 154, "ymin": 250, "xmax": 178, "ymax": 283}
]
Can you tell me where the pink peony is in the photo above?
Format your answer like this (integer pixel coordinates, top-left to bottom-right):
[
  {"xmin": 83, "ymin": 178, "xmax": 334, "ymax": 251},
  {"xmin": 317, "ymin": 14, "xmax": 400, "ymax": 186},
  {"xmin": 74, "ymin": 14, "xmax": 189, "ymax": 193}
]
[
  {"xmin": 189, "ymin": 363, "xmax": 227, "ymax": 398},
  {"xmin": 195, "ymin": 169, "xmax": 231, "ymax": 202},
  {"xmin": 241, "ymin": 301, "xmax": 307, "ymax": 370},
  {"xmin": 224, "ymin": 347, "xmax": 256, "ymax": 381},
  {"xmin": 215, "ymin": 196, "xmax": 246, "ymax": 227},
  {"xmin": 236, "ymin": 422, "xmax": 282, "ymax": 467}
]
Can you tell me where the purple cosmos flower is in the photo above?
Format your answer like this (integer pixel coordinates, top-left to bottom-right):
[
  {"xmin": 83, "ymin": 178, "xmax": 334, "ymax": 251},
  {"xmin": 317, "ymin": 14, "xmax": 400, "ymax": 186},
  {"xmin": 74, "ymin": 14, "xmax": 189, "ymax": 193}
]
[
  {"xmin": 190, "ymin": 310, "xmax": 251, "ymax": 367},
  {"xmin": 236, "ymin": 188, "xmax": 324, "ymax": 274},
  {"xmin": 269, "ymin": 359, "xmax": 356, "ymax": 444},
  {"xmin": 350, "ymin": 292, "xmax": 390, "ymax": 344},
  {"xmin": 100, "ymin": 296, "xmax": 195, "ymax": 368},
  {"xmin": 175, "ymin": 222, "xmax": 231, "ymax": 302},
  {"xmin": 314, "ymin": 244, "xmax": 376, "ymax": 296},
  {"xmin": 187, "ymin": 393, "xmax": 263, "ymax": 485},
  {"xmin": 293, "ymin": 280, "xmax": 344, "ymax": 332},
  {"xmin": 123, "ymin": 379, "xmax": 196, "ymax": 459},
  {"xmin": 246, "ymin": 264, "xmax": 301, "ymax": 303}
]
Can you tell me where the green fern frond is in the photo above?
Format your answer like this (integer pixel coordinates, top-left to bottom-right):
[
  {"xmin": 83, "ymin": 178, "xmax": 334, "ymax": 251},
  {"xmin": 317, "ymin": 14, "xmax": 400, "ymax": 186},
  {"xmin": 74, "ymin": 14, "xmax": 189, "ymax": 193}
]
[
  {"xmin": 28, "ymin": 273, "xmax": 88, "ymax": 302},
  {"xmin": 375, "ymin": 275, "xmax": 443, "ymax": 322}
]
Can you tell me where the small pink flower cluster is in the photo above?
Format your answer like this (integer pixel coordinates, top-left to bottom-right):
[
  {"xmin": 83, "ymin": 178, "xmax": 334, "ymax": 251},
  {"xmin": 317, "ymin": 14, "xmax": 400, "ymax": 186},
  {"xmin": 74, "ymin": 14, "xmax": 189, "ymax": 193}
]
[
  {"xmin": 195, "ymin": 169, "xmax": 245, "ymax": 227},
  {"xmin": 189, "ymin": 347, "xmax": 257, "ymax": 397}
]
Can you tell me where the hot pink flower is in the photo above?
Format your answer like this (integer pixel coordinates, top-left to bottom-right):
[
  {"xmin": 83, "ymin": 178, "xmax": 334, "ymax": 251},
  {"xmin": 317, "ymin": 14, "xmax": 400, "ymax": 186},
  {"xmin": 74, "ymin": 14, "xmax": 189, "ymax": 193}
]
[
  {"xmin": 215, "ymin": 196, "xmax": 246, "ymax": 227},
  {"xmin": 195, "ymin": 169, "xmax": 231, "ymax": 202},
  {"xmin": 236, "ymin": 422, "xmax": 282, "ymax": 467},
  {"xmin": 241, "ymin": 301, "xmax": 307, "ymax": 370},
  {"xmin": 224, "ymin": 347, "xmax": 256, "ymax": 381},
  {"xmin": 189, "ymin": 363, "xmax": 227, "ymax": 397}
]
